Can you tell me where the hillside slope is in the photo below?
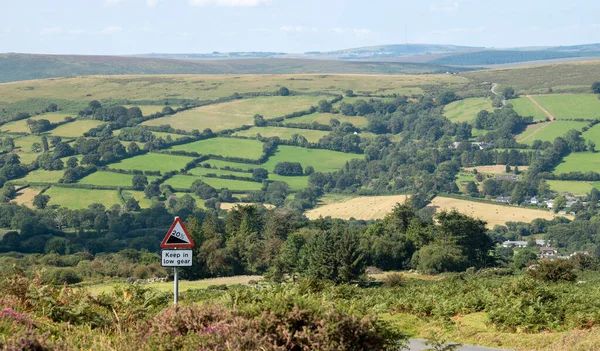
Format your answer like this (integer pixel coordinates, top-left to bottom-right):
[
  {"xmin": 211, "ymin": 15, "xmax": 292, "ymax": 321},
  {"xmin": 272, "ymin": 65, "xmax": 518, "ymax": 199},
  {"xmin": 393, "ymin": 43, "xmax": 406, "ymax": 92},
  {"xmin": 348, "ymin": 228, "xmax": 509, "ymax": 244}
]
[{"xmin": 0, "ymin": 53, "xmax": 474, "ymax": 83}]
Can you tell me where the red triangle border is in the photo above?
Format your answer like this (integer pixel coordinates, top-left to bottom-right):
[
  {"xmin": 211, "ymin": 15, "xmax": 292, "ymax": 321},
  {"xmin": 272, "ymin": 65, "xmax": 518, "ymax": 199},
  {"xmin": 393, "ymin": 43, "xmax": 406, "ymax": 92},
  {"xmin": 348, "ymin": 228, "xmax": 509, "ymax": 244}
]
[{"xmin": 160, "ymin": 217, "xmax": 195, "ymax": 249}]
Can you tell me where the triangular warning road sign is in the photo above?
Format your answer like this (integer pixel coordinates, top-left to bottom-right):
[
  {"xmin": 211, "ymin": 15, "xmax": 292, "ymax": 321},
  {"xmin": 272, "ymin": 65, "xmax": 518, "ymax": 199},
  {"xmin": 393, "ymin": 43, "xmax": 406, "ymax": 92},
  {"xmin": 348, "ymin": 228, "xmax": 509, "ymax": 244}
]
[{"xmin": 161, "ymin": 217, "xmax": 195, "ymax": 249}]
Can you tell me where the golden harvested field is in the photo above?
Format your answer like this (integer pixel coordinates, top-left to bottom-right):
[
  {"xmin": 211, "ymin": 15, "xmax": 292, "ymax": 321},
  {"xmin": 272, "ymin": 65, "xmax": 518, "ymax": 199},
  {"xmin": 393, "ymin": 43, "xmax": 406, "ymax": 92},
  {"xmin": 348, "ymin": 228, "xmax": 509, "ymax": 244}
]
[
  {"xmin": 305, "ymin": 195, "xmax": 409, "ymax": 220},
  {"xmin": 305, "ymin": 195, "xmax": 567, "ymax": 227},
  {"xmin": 11, "ymin": 187, "xmax": 42, "ymax": 207},
  {"xmin": 0, "ymin": 74, "xmax": 465, "ymax": 102},
  {"xmin": 429, "ymin": 196, "xmax": 566, "ymax": 228},
  {"xmin": 464, "ymin": 165, "xmax": 529, "ymax": 174},
  {"xmin": 142, "ymin": 95, "xmax": 325, "ymax": 132}
]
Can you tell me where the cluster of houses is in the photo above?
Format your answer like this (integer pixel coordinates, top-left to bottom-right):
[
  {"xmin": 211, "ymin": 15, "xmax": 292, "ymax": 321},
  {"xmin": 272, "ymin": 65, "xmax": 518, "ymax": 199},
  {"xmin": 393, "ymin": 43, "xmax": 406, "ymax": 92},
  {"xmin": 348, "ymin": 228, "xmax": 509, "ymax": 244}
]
[
  {"xmin": 494, "ymin": 195, "xmax": 583, "ymax": 215},
  {"xmin": 450, "ymin": 141, "xmax": 491, "ymax": 150},
  {"xmin": 501, "ymin": 240, "xmax": 589, "ymax": 259}
]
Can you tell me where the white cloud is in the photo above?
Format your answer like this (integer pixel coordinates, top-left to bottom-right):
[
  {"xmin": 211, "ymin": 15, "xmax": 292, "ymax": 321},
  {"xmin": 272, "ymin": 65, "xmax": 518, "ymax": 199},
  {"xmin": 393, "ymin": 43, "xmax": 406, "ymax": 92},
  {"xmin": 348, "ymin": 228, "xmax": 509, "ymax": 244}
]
[
  {"xmin": 146, "ymin": 0, "xmax": 159, "ymax": 7},
  {"xmin": 101, "ymin": 26, "xmax": 122, "ymax": 34},
  {"xmin": 429, "ymin": 1, "xmax": 460, "ymax": 13},
  {"xmin": 331, "ymin": 27, "xmax": 346, "ymax": 34},
  {"xmin": 69, "ymin": 29, "xmax": 85, "ymax": 35},
  {"xmin": 40, "ymin": 27, "xmax": 63, "ymax": 35},
  {"xmin": 104, "ymin": 0, "xmax": 122, "ymax": 5},
  {"xmin": 353, "ymin": 28, "xmax": 371, "ymax": 35},
  {"xmin": 189, "ymin": 0, "xmax": 270, "ymax": 7},
  {"xmin": 280, "ymin": 25, "xmax": 305, "ymax": 32}
]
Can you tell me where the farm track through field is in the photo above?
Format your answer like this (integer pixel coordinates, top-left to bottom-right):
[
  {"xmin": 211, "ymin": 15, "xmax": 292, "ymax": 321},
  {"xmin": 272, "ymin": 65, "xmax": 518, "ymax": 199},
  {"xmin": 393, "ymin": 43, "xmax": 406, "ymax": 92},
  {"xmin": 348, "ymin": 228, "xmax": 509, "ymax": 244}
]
[
  {"xmin": 518, "ymin": 122, "xmax": 551, "ymax": 142},
  {"xmin": 526, "ymin": 95, "xmax": 555, "ymax": 121}
]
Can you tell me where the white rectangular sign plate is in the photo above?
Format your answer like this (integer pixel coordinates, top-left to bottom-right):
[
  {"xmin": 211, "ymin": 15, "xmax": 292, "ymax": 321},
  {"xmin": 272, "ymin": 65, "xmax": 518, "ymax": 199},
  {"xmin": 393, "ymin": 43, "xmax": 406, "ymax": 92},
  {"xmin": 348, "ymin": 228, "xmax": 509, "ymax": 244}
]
[{"xmin": 161, "ymin": 250, "xmax": 193, "ymax": 267}]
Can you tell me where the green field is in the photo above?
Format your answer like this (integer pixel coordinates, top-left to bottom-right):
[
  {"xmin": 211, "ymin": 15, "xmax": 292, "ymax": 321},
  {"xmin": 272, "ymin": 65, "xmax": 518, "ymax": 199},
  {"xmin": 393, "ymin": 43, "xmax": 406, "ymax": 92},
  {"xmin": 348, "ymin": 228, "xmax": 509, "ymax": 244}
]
[
  {"xmin": 510, "ymin": 97, "xmax": 548, "ymax": 121},
  {"xmin": 107, "ymin": 153, "xmax": 194, "ymax": 173},
  {"xmin": 50, "ymin": 120, "xmax": 104, "ymax": 137},
  {"xmin": 113, "ymin": 129, "xmax": 185, "ymax": 141},
  {"xmin": 165, "ymin": 175, "xmax": 263, "ymax": 191},
  {"xmin": 554, "ymin": 152, "xmax": 600, "ymax": 174},
  {"xmin": 121, "ymin": 190, "xmax": 153, "ymax": 208},
  {"xmin": 516, "ymin": 121, "xmax": 588, "ymax": 144},
  {"xmin": 189, "ymin": 167, "xmax": 252, "ymax": 179},
  {"xmin": 78, "ymin": 172, "xmax": 158, "ymax": 187},
  {"xmin": 124, "ymin": 105, "xmax": 179, "ymax": 116},
  {"xmin": 143, "ymin": 95, "xmax": 326, "ymax": 132},
  {"xmin": 546, "ymin": 180, "xmax": 599, "ymax": 195},
  {"xmin": 11, "ymin": 169, "xmax": 65, "ymax": 184},
  {"xmin": 582, "ymin": 124, "xmax": 600, "ymax": 145},
  {"xmin": 443, "ymin": 98, "xmax": 494, "ymax": 123},
  {"xmin": 190, "ymin": 167, "xmax": 309, "ymax": 190},
  {"xmin": 0, "ymin": 113, "xmax": 73, "ymax": 133},
  {"xmin": 45, "ymin": 187, "xmax": 122, "ymax": 209},
  {"xmin": 262, "ymin": 145, "xmax": 361, "ymax": 173},
  {"xmin": 233, "ymin": 127, "xmax": 330, "ymax": 143},
  {"xmin": 532, "ymin": 94, "xmax": 600, "ymax": 120},
  {"xmin": 170, "ymin": 138, "xmax": 263, "ymax": 159},
  {"xmin": 284, "ymin": 112, "xmax": 369, "ymax": 128},
  {"xmin": 200, "ymin": 159, "xmax": 256, "ymax": 171}
]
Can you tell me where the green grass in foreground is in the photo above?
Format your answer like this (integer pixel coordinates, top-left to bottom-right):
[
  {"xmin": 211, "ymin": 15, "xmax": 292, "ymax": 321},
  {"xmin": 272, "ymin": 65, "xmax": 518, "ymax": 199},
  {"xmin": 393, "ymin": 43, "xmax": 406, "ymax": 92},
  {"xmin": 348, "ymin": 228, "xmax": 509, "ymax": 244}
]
[
  {"xmin": 170, "ymin": 138, "xmax": 264, "ymax": 159},
  {"xmin": 546, "ymin": 180, "xmax": 599, "ymax": 195},
  {"xmin": 284, "ymin": 112, "xmax": 369, "ymax": 128},
  {"xmin": 233, "ymin": 126, "xmax": 330, "ymax": 143},
  {"xmin": 49, "ymin": 120, "xmax": 105, "ymax": 137},
  {"xmin": 107, "ymin": 153, "xmax": 194, "ymax": 173},
  {"xmin": 510, "ymin": 97, "xmax": 548, "ymax": 121},
  {"xmin": 443, "ymin": 97, "xmax": 494, "ymax": 123},
  {"xmin": 533, "ymin": 94, "xmax": 600, "ymax": 120},
  {"xmin": 78, "ymin": 172, "xmax": 159, "ymax": 187},
  {"xmin": 554, "ymin": 152, "xmax": 600, "ymax": 174},
  {"xmin": 11, "ymin": 170, "xmax": 65, "ymax": 184},
  {"xmin": 262, "ymin": 145, "xmax": 361, "ymax": 173},
  {"xmin": 517, "ymin": 121, "xmax": 588, "ymax": 144},
  {"xmin": 165, "ymin": 175, "xmax": 263, "ymax": 191},
  {"xmin": 44, "ymin": 187, "xmax": 122, "ymax": 209}
]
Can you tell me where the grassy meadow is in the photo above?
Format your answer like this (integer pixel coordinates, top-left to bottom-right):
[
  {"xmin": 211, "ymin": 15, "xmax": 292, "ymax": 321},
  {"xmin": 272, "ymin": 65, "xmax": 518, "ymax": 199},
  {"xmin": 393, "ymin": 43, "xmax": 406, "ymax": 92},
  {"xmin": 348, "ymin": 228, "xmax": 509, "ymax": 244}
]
[
  {"xmin": 200, "ymin": 159, "xmax": 256, "ymax": 171},
  {"xmin": 532, "ymin": 94, "xmax": 600, "ymax": 120},
  {"xmin": 233, "ymin": 126, "xmax": 330, "ymax": 143},
  {"xmin": 516, "ymin": 121, "xmax": 588, "ymax": 144},
  {"xmin": 582, "ymin": 124, "xmax": 600, "ymax": 145},
  {"xmin": 262, "ymin": 145, "xmax": 361, "ymax": 173},
  {"xmin": 107, "ymin": 153, "xmax": 195, "ymax": 173},
  {"xmin": 284, "ymin": 112, "xmax": 369, "ymax": 128},
  {"xmin": 170, "ymin": 137, "xmax": 264, "ymax": 159},
  {"xmin": 165, "ymin": 175, "xmax": 263, "ymax": 191},
  {"xmin": 78, "ymin": 172, "xmax": 159, "ymax": 187},
  {"xmin": 44, "ymin": 187, "xmax": 122, "ymax": 209},
  {"xmin": 0, "ymin": 74, "xmax": 465, "ymax": 103},
  {"xmin": 546, "ymin": 180, "xmax": 598, "ymax": 195},
  {"xmin": 143, "ymin": 95, "xmax": 326, "ymax": 132},
  {"xmin": 11, "ymin": 169, "xmax": 65, "ymax": 184},
  {"xmin": 553, "ymin": 152, "xmax": 600, "ymax": 174},
  {"xmin": 443, "ymin": 97, "xmax": 494, "ymax": 122},
  {"xmin": 50, "ymin": 120, "xmax": 104, "ymax": 137},
  {"xmin": 0, "ymin": 113, "xmax": 72, "ymax": 133},
  {"xmin": 121, "ymin": 190, "xmax": 154, "ymax": 208},
  {"xmin": 510, "ymin": 97, "xmax": 548, "ymax": 121}
]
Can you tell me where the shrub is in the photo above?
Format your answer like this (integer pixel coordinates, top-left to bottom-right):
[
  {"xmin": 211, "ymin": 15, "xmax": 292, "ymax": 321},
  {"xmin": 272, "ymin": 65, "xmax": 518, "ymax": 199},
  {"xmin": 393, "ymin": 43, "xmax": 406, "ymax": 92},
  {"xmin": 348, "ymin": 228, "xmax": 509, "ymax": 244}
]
[
  {"xmin": 382, "ymin": 273, "xmax": 404, "ymax": 287},
  {"xmin": 44, "ymin": 268, "xmax": 82, "ymax": 285},
  {"xmin": 527, "ymin": 260, "xmax": 577, "ymax": 282}
]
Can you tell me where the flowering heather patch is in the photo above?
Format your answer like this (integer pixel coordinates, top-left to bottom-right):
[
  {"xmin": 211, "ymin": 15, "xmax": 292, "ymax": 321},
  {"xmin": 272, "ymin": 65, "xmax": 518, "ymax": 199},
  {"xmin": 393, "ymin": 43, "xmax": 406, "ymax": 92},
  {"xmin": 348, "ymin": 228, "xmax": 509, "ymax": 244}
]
[{"xmin": 0, "ymin": 308, "xmax": 34, "ymax": 326}]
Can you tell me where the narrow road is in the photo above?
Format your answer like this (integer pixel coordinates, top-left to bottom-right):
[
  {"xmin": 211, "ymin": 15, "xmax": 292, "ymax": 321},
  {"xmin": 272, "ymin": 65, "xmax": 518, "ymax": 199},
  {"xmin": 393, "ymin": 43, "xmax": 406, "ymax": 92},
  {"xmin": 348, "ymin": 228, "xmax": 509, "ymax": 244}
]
[
  {"xmin": 408, "ymin": 339, "xmax": 514, "ymax": 351},
  {"xmin": 490, "ymin": 83, "xmax": 506, "ymax": 107}
]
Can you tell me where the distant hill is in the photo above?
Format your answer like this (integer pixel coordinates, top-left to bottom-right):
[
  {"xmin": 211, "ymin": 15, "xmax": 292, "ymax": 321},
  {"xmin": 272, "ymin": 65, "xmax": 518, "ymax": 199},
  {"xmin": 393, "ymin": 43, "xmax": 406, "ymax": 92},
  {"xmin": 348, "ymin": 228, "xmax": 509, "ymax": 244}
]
[
  {"xmin": 431, "ymin": 49, "xmax": 600, "ymax": 66},
  {"xmin": 310, "ymin": 44, "xmax": 484, "ymax": 60},
  {"xmin": 0, "ymin": 53, "xmax": 475, "ymax": 83}
]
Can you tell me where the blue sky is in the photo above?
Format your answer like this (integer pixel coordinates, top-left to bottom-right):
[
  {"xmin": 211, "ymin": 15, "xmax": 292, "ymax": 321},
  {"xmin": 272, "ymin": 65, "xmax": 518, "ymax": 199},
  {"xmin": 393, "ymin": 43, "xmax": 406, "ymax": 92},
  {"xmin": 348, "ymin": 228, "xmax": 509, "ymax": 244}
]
[{"xmin": 0, "ymin": 0, "xmax": 598, "ymax": 55}]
